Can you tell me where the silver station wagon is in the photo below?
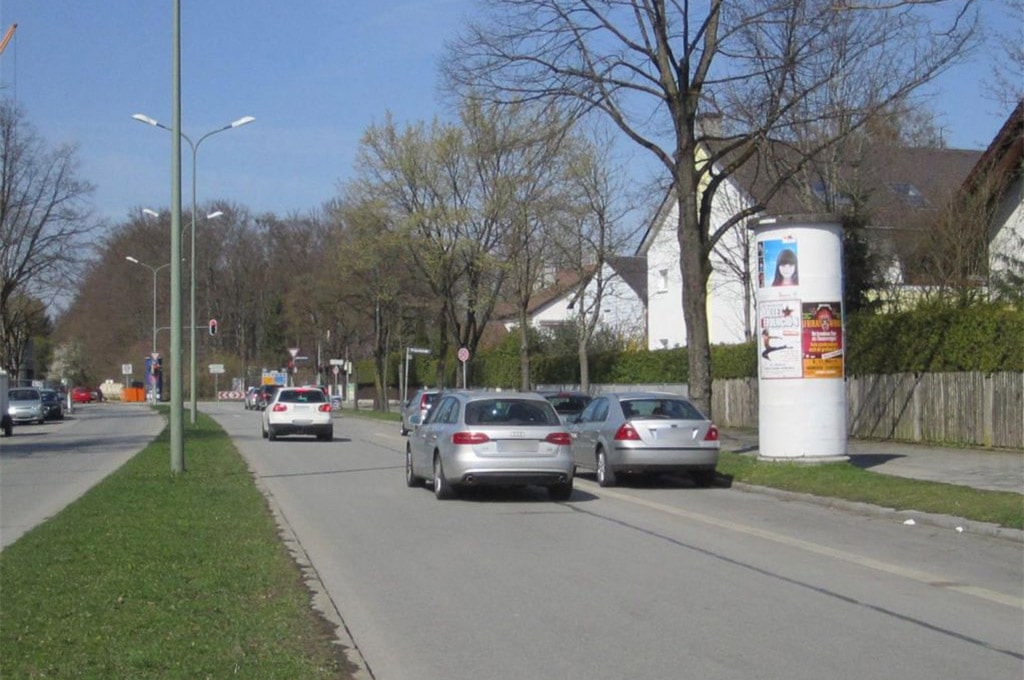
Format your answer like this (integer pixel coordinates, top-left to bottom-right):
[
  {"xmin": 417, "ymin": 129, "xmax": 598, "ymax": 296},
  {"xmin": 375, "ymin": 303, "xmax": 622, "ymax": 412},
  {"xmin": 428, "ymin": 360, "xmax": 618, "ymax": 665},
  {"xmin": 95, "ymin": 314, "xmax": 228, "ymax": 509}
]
[{"xmin": 405, "ymin": 391, "xmax": 575, "ymax": 500}]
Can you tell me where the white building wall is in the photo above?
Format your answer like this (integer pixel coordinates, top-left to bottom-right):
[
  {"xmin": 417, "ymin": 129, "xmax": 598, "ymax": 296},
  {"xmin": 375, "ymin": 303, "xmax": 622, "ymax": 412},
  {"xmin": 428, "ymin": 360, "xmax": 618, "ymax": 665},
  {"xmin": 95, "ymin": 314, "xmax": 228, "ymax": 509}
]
[
  {"xmin": 646, "ymin": 200, "xmax": 686, "ymax": 349},
  {"xmin": 646, "ymin": 179, "xmax": 757, "ymax": 350},
  {"xmin": 578, "ymin": 263, "xmax": 646, "ymax": 342},
  {"xmin": 990, "ymin": 175, "xmax": 1024, "ymax": 284}
]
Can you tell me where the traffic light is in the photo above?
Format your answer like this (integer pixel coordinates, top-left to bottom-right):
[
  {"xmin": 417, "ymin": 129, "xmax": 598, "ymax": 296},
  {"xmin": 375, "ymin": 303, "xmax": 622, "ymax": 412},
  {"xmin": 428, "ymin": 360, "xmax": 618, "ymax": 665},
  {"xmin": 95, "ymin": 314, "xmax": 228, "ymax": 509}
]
[{"xmin": 208, "ymin": 318, "xmax": 218, "ymax": 336}]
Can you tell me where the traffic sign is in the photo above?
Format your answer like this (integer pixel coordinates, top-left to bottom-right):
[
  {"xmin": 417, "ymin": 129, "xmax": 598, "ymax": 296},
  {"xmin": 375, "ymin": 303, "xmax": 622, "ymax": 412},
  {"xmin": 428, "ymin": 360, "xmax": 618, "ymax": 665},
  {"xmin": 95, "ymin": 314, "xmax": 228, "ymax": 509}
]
[
  {"xmin": 287, "ymin": 347, "xmax": 299, "ymax": 358},
  {"xmin": 122, "ymin": 364, "xmax": 133, "ymax": 375},
  {"xmin": 408, "ymin": 347, "xmax": 431, "ymax": 355},
  {"xmin": 457, "ymin": 347, "xmax": 470, "ymax": 362},
  {"xmin": 209, "ymin": 364, "xmax": 225, "ymax": 374}
]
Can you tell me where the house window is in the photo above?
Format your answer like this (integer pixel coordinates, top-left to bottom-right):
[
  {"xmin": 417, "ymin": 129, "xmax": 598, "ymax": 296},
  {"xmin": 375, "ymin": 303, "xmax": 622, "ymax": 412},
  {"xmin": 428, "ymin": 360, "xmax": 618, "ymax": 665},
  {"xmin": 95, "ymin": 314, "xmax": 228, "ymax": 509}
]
[
  {"xmin": 811, "ymin": 180, "xmax": 853, "ymax": 207},
  {"xmin": 886, "ymin": 182, "xmax": 928, "ymax": 208}
]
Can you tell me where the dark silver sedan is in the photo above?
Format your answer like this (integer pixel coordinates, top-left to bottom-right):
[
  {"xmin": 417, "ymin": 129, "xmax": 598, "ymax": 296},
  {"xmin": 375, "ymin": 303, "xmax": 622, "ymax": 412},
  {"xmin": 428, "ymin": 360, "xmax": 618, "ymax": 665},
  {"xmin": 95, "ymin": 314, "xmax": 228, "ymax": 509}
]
[
  {"xmin": 405, "ymin": 391, "xmax": 575, "ymax": 500},
  {"xmin": 566, "ymin": 392, "xmax": 719, "ymax": 487}
]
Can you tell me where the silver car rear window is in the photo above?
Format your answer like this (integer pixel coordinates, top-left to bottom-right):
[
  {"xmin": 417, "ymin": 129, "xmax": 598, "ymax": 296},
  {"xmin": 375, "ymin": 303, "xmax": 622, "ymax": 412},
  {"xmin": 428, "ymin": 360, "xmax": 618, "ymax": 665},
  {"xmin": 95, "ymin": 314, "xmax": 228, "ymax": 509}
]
[
  {"xmin": 465, "ymin": 399, "xmax": 559, "ymax": 426},
  {"xmin": 623, "ymin": 399, "xmax": 704, "ymax": 420}
]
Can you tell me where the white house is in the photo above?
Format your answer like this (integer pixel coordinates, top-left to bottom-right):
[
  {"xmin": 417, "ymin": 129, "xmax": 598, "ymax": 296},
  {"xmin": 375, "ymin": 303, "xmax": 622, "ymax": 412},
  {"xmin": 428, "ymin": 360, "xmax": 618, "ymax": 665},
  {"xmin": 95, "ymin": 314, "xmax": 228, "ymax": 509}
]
[
  {"xmin": 639, "ymin": 136, "xmax": 992, "ymax": 349},
  {"xmin": 492, "ymin": 257, "xmax": 648, "ymax": 344}
]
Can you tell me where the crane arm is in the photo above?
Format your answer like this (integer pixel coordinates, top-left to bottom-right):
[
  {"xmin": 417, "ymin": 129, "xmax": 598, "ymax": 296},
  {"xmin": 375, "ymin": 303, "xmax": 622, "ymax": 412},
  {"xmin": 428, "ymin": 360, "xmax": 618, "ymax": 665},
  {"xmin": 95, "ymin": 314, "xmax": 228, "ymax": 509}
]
[{"xmin": 0, "ymin": 24, "xmax": 17, "ymax": 55}]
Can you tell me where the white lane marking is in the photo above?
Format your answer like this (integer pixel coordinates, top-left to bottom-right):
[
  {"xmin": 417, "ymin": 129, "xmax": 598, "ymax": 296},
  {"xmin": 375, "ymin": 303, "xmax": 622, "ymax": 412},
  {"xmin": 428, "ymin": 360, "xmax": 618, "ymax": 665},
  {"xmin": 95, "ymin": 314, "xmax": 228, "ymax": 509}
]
[{"xmin": 581, "ymin": 481, "xmax": 1022, "ymax": 609}]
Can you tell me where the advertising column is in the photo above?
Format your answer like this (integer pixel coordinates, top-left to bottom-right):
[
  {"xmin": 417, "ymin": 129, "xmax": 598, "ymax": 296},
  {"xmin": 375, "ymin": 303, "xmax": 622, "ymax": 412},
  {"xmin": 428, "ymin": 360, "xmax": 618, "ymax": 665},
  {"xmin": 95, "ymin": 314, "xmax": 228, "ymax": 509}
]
[{"xmin": 752, "ymin": 214, "xmax": 848, "ymax": 461}]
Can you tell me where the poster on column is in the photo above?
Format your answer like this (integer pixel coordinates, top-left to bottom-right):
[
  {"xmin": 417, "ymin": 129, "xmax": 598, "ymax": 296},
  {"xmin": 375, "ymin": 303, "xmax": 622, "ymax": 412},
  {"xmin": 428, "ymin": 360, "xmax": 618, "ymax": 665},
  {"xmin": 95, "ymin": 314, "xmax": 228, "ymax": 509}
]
[
  {"xmin": 757, "ymin": 299, "xmax": 802, "ymax": 379},
  {"xmin": 757, "ymin": 237, "xmax": 799, "ymax": 290},
  {"xmin": 802, "ymin": 302, "xmax": 844, "ymax": 378}
]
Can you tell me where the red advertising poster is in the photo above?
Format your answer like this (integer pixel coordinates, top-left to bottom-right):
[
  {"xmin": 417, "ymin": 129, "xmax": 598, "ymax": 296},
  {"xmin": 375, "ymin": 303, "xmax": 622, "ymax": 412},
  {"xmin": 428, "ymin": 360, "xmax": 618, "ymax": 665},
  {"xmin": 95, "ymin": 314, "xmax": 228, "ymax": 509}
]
[{"xmin": 802, "ymin": 302, "xmax": 844, "ymax": 378}]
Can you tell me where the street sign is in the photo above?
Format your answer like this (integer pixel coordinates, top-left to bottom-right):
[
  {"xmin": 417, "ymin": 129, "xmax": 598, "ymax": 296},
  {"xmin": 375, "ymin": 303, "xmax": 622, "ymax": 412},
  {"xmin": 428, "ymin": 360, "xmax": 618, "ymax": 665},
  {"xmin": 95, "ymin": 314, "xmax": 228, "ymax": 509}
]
[
  {"xmin": 408, "ymin": 347, "xmax": 431, "ymax": 355},
  {"xmin": 329, "ymin": 358, "xmax": 345, "ymax": 366},
  {"xmin": 122, "ymin": 364, "xmax": 133, "ymax": 375},
  {"xmin": 209, "ymin": 364, "xmax": 225, "ymax": 374},
  {"xmin": 457, "ymin": 347, "xmax": 470, "ymax": 362}
]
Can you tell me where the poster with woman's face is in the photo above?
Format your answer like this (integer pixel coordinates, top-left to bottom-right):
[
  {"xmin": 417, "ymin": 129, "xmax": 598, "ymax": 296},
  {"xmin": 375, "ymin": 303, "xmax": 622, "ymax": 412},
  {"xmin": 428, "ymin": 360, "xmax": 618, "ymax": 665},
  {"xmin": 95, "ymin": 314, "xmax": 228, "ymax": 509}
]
[{"xmin": 757, "ymin": 238, "xmax": 799, "ymax": 288}]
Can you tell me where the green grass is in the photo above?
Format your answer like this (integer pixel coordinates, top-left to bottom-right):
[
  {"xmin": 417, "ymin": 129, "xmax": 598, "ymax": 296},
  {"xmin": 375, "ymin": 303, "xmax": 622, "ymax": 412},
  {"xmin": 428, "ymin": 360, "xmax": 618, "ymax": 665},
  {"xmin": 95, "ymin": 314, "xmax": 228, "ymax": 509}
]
[
  {"xmin": 716, "ymin": 451, "xmax": 1023, "ymax": 530},
  {"xmin": 350, "ymin": 408, "xmax": 1023, "ymax": 530},
  {"xmin": 0, "ymin": 412, "xmax": 355, "ymax": 680}
]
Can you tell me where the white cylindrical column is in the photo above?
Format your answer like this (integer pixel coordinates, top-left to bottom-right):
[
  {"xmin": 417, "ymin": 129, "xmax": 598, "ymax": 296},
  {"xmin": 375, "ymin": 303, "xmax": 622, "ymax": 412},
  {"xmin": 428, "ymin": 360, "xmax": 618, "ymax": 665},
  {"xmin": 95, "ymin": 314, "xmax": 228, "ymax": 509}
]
[{"xmin": 752, "ymin": 214, "xmax": 848, "ymax": 462}]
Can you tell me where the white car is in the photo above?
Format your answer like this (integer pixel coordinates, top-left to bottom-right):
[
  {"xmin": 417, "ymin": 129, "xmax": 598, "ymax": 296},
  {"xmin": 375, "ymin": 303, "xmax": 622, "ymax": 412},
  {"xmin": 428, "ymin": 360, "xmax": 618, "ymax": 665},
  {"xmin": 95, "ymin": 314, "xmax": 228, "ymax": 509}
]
[{"xmin": 260, "ymin": 386, "xmax": 333, "ymax": 441}]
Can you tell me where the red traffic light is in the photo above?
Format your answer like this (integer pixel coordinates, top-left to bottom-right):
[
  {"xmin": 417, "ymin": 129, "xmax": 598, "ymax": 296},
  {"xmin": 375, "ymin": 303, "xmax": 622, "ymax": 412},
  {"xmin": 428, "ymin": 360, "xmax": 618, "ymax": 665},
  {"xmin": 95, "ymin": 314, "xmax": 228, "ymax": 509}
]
[{"xmin": 208, "ymin": 319, "xmax": 218, "ymax": 336}]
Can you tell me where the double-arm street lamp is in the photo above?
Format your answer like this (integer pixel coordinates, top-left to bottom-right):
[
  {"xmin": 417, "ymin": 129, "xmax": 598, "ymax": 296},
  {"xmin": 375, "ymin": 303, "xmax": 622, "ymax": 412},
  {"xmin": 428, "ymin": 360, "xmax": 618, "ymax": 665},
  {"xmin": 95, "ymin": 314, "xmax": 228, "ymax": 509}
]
[
  {"xmin": 132, "ymin": 112, "xmax": 254, "ymax": 423},
  {"xmin": 125, "ymin": 256, "xmax": 171, "ymax": 356}
]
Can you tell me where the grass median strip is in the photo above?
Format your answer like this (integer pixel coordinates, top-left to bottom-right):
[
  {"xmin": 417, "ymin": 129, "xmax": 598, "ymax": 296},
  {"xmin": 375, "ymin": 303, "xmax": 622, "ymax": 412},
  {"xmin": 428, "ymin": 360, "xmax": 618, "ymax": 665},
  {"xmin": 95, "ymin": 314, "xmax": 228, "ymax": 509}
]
[{"xmin": 0, "ymin": 411, "xmax": 355, "ymax": 680}]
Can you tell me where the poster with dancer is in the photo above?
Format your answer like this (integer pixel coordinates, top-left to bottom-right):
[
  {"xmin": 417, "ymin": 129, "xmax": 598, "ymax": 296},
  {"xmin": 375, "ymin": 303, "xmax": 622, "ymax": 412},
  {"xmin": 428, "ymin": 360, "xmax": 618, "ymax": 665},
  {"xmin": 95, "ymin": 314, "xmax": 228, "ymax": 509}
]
[
  {"xmin": 802, "ymin": 302, "xmax": 844, "ymax": 378},
  {"xmin": 757, "ymin": 299, "xmax": 802, "ymax": 379}
]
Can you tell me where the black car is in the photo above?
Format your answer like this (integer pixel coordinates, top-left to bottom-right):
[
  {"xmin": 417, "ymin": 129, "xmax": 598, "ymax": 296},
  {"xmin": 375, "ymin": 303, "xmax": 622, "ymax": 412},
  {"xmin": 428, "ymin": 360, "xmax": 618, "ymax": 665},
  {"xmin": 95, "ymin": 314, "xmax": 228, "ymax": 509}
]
[
  {"xmin": 40, "ymin": 388, "xmax": 65, "ymax": 421},
  {"xmin": 256, "ymin": 384, "xmax": 280, "ymax": 410},
  {"xmin": 538, "ymin": 390, "xmax": 593, "ymax": 424}
]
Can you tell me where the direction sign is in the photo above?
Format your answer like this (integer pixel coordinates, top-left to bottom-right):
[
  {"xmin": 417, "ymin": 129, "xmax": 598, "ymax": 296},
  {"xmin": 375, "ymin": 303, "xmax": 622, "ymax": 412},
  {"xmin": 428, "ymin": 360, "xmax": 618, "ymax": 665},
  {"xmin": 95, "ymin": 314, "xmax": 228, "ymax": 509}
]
[{"xmin": 408, "ymin": 347, "xmax": 431, "ymax": 355}]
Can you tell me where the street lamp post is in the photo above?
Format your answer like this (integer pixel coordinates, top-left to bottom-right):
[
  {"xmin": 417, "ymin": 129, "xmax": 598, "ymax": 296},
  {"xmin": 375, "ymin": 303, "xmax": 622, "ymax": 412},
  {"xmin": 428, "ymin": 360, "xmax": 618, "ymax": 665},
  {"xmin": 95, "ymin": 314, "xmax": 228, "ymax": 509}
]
[
  {"xmin": 132, "ymin": 112, "xmax": 254, "ymax": 424},
  {"xmin": 126, "ymin": 256, "xmax": 171, "ymax": 398}
]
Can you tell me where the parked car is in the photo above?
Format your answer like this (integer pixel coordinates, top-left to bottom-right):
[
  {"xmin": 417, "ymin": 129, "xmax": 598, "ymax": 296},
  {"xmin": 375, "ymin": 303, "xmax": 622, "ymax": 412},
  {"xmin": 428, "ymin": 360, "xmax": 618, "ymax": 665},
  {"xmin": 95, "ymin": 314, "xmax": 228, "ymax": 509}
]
[
  {"xmin": 400, "ymin": 388, "xmax": 440, "ymax": 435},
  {"xmin": 8, "ymin": 387, "xmax": 45, "ymax": 425},
  {"xmin": 244, "ymin": 386, "xmax": 260, "ymax": 410},
  {"xmin": 261, "ymin": 386, "xmax": 334, "ymax": 441},
  {"xmin": 255, "ymin": 384, "xmax": 280, "ymax": 410},
  {"xmin": 566, "ymin": 392, "xmax": 719, "ymax": 487},
  {"xmin": 40, "ymin": 388, "xmax": 65, "ymax": 421},
  {"xmin": 538, "ymin": 390, "xmax": 593, "ymax": 424},
  {"xmin": 405, "ymin": 391, "xmax": 575, "ymax": 500},
  {"xmin": 71, "ymin": 386, "xmax": 94, "ymax": 404}
]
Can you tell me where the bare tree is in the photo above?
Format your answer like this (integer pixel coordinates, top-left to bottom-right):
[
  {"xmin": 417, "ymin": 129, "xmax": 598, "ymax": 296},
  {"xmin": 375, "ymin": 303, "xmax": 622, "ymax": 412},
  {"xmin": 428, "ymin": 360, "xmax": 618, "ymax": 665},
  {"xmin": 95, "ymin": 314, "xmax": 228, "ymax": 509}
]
[
  {"xmin": 553, "ymin": 130, "xmax": 639, "ymax": 390},
  {"xmin": 0, "ymin": 101, "xmax": 98, "ymax": 375},
  {"xmin": 445, "ymin": 0, "xmax": 978, "ymax": 415}
]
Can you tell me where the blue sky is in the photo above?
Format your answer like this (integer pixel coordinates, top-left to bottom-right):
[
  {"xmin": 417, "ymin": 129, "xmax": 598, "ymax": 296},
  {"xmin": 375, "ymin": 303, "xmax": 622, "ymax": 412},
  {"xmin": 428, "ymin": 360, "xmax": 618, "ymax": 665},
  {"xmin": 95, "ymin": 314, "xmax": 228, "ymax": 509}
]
[{"xmin": 0, "ymin": 1, "xmax": 1017, "ymax": 224}]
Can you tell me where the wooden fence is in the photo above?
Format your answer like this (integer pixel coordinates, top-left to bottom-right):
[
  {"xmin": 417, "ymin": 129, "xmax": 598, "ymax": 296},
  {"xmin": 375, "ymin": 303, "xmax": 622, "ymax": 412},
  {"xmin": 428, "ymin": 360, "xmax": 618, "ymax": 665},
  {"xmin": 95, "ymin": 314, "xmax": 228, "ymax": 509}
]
[{"xmin": 570, "ymin": 372, "xmax": 1023, "ymax": 450}]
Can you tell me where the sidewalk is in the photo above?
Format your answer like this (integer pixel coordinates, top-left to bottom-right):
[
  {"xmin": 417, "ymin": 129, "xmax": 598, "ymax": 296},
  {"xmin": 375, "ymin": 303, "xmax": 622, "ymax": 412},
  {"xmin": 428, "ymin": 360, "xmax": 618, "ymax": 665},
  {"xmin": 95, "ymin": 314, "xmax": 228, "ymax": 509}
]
[{"xmin": 719, "ymin": 428, "xmax": 1024, "ymax": 495}]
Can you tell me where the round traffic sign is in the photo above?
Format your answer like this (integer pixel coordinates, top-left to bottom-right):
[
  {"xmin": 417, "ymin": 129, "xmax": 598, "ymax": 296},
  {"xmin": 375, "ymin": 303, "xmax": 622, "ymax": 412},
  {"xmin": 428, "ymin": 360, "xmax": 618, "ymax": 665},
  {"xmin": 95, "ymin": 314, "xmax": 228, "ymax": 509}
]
[{"xmin": 457, "ymin": 347, "xmax": 470, "ymax": 362}]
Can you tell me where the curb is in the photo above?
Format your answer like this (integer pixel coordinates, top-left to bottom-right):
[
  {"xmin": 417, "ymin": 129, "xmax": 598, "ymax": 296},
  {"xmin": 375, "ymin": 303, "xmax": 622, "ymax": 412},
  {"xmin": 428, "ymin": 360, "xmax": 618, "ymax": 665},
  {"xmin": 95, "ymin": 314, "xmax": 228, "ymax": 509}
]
[
  {"xmin": 253, "ymin": 475, "xmax": 375, "ymax": 680},
  {"xmin": 732, "ymin": 482, "xmax": 1024, "ymax": 543}
]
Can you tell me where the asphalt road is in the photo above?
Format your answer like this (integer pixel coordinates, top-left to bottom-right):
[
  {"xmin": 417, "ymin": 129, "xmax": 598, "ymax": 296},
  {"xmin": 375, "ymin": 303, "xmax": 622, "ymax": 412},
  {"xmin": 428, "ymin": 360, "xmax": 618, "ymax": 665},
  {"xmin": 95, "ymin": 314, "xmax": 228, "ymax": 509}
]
[
  {"xmin": 0, "ymin": 402, "xmax": 165, "ymax": 549},
  {"xmin": 206, "ymin": 402, "xmax": 1023, "ymax": 680}
]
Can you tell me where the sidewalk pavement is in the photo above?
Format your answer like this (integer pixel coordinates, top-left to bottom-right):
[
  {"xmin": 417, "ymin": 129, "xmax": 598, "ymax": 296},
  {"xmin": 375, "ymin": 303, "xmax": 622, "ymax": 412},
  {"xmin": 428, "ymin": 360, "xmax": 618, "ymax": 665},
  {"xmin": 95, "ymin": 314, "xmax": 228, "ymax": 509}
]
[{"xmin": 719, "ymin": 428, "xmax": 1023, "ymax": 495}]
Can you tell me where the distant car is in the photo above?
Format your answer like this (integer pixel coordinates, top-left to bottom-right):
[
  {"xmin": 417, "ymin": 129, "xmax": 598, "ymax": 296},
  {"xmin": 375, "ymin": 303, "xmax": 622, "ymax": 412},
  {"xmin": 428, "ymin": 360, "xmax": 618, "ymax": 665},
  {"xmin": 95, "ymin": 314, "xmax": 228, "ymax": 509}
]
[
  {"xmin": 244, "ymin": 386, "xmax": 260, "ymax": 410},
  {"xmin": 261, "ymin": 386, "xmax": 334, "ymax": 441},
  {"xmin": 255, "ymin": 384, "xmax": 280, "ymax": 410},
  {"xmin": 538, "ymin": 390, "xmax": 593, "ymax": 423},
  {"xmin": 40, "ymin": 388, "xmax": 65, "ymax": 421},
  {"xmin": 400, "ymin": 388, "xmax": 440, "ymax": 435},
  {"xmin": 566, "ymin": 392, "xmax": 719, "ymax": 487},
  {"xmin": 71, "ymin": 386, "xmax": 94, "ymax": 404},
  {"xmin": 405, "ymin": 390, "xmax": 575, "ymax": 500},
  {"xmin": 8, "ymin": 387, "xmax": 45, "ymax": 425}
]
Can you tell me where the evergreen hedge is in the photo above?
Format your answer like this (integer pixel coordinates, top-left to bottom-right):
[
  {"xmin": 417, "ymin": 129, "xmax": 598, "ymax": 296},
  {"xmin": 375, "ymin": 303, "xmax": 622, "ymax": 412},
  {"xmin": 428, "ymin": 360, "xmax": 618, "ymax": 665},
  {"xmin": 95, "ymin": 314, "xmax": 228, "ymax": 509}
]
[{"xmin": 357, "ymin": 303, "xmax": 1022, "ymax": 394}]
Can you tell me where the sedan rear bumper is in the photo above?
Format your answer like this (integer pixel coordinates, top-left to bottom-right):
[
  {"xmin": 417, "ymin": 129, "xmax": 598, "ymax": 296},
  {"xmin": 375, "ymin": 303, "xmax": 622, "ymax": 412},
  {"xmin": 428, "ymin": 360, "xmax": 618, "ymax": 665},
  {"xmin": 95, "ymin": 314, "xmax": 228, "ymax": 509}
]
[{"xmin": 610, "ymin": 446, "xmax": 719, "ymax": 471}]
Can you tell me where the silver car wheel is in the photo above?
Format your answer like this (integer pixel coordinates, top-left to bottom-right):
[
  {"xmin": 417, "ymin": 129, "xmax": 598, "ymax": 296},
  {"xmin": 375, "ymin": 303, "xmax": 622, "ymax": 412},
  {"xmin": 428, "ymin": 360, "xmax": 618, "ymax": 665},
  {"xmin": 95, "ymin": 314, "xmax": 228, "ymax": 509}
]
[
  {"xmin": 405, "ymin": 448, "xmax": 421, "ymax": 487},
  {"xmin": 433, "ymin": 455, "xmax": 454, "ymax": 500},
  {"xmin": 596, "ymin": 449, "xmax": 616, "ymax": 487}
]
